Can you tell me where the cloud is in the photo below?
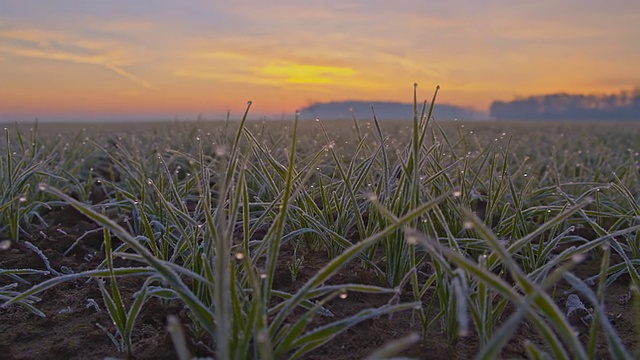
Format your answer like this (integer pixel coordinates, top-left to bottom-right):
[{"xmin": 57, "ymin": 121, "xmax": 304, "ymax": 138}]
[
  {"xmin": 91, "ymin": 19, "xmax": 159, "ymax": 34},
  {"xmin": 173, "ymin": 48, "xmax": 273, "ymax": 85},
  {"xmin": 174, "ymin": 69, "xmax": 279, "ymax": 86},
  {"xmin": 193, "ymin": 50, "xmax": 248, "ymax": 60},
  {"xmin": 103, "ymin": 64, "xmax": 153, "ymax": 89},
  {"xmin": 0, "ymin": 28, "xmax": 154, "ymax": 90}
]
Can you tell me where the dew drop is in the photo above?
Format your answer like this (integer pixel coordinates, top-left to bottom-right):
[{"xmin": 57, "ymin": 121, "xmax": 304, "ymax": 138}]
[
  {"xmin": 235, "ymin": 252, "xmax": 245, "ymax": 260},
  {"xmin": 215, "ymin": 145, "xmax": 228, "ymax": 156},
  {"xmin": 0, "ymin": 240, "xmax": 11, "ymax": 250},
  {"xmin": 463, "ymin": 220, "xmax": 473, "ymax": 229},
  {"xmin": 256, "ymin": 328, "xmax": 269, "ymax": 343},
  {"xmin": 259, "ymin": 273, "xmax": 267, "ymax": 279},
  {"xmin": 406, "ymin": 234, "xmax": 418, "ymax": 245},
  {"xmin": 339, "ymin": 291, "xmax": 348, "ymax": 299},
  {"xmin": 572, "ymin": 253, "xmax": 587, "ymax": 263},
  {"xmin": 19, "ymin": 195, "xmax": 27, "ymax": 202}
]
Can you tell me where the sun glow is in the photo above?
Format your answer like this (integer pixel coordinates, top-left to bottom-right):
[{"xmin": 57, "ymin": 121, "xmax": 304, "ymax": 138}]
[{"xmin": 261, "ymin": 62, "xmax": 355, "ymax": 84}]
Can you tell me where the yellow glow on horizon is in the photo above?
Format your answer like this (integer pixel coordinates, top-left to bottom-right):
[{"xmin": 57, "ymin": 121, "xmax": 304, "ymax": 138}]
[{"xmin": 260, "ymin": 62, "xmax": 355, "ymax": 84}]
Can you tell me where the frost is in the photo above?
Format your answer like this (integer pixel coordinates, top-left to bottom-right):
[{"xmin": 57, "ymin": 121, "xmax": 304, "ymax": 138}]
[{"xmin": 566, "ymin": 294, "xmax": 593, "ymax": 328}]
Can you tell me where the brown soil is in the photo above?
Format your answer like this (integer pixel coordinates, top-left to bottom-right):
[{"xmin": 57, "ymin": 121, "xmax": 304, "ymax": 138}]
[{"xmin": 1, "ymin": 207, "xmax": 638, "ymax": 359}]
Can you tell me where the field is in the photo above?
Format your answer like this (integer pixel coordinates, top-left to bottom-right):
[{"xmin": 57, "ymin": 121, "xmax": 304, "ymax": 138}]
[{"xmin": 1, "ymin": 102, "xmax": 640, "ymax": 359}]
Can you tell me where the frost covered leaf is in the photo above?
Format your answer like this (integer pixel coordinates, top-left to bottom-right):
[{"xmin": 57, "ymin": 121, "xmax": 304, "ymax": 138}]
[{"xmin": 566, "ymin": 294, "xmax": 593, "ymax": 329}]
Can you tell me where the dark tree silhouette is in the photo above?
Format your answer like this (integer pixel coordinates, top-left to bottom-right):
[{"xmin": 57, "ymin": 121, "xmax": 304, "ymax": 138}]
[{"xmin": 490, "ymin": 89, "xmax": 640, "ymax": 120}]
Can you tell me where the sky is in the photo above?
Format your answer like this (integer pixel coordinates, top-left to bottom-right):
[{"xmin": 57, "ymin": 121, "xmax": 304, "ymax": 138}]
[{"xmin": 1, "ymin": 0, "xmax": 639, "ymax": 122}]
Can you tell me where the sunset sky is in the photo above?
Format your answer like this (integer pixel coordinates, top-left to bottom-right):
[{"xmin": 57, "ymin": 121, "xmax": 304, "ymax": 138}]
[{"xmin": 1, "ymin": 0, "xmax": 639, "ymax": 121}]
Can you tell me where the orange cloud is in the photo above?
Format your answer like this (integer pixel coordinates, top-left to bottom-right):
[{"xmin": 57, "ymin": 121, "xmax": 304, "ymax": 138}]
[{"xmin": 0, "ymin": 29, "xmax": 153, "ymax": 90}]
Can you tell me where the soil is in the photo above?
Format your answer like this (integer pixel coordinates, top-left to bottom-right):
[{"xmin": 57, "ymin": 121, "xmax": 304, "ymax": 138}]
[{"xmin": 1, "ymin": 206, "xmax": 638, "ymax": 359}]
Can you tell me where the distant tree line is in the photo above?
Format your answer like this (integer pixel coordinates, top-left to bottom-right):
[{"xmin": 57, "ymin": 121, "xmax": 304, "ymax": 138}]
[
  {"xmin": 490, "ymin": 89, "xmax": 640, "ymax": 120},
  {"xmin": 299, "ymin": 101, "xmax": 479, "ymax": 120}
]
